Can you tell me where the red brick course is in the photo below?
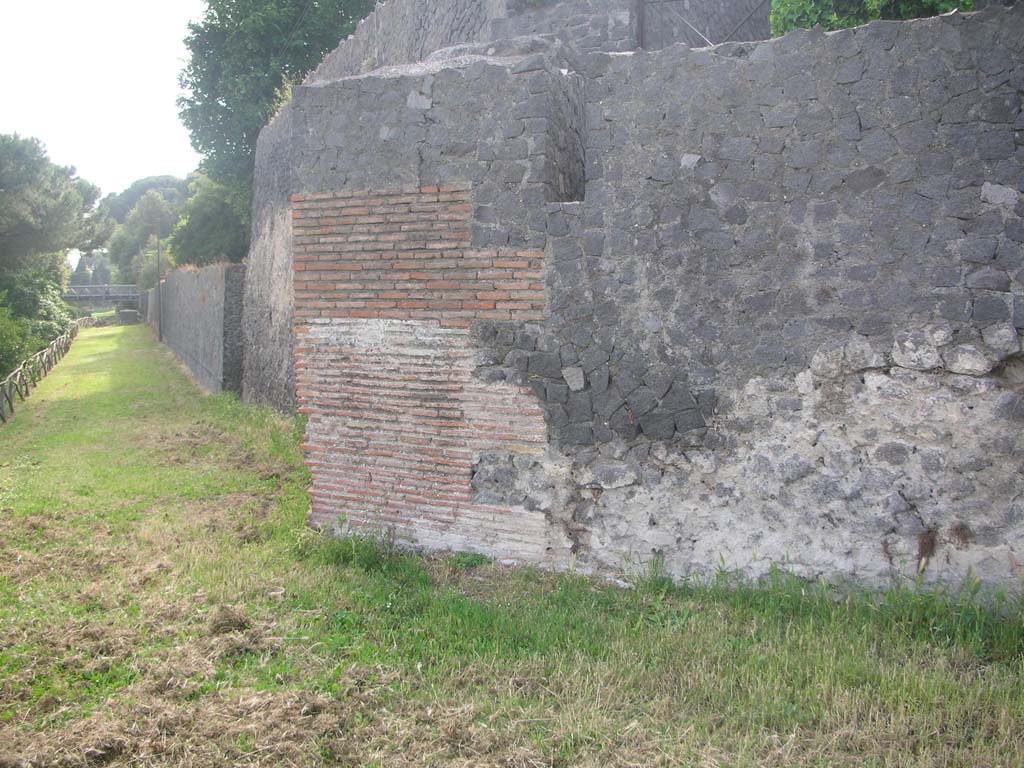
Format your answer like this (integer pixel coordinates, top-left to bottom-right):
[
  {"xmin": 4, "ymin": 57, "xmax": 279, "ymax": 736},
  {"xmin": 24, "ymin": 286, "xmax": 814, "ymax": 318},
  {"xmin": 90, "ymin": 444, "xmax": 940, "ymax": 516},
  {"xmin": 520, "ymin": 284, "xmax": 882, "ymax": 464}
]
[
  {"xmin": 292, "ymin": 186, "xmax": 545, "ymax": 329},
  {"xmin": 293, "ymin": 187, "xmax": 555, "ymax": 558}
]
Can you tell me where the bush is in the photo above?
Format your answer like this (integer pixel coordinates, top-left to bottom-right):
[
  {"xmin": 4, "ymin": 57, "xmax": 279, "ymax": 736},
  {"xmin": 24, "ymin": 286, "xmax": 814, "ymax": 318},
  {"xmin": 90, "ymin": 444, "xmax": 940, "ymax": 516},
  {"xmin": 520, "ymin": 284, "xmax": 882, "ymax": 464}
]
[
  {"xmin": 0, "ymin": 254, "xmax": 75, "ymax": 345},
  {"xmin": 0, "ymin": 301, "xmax": 39, "ymax": 378},
  {"xmin": 16, "ymin": 282, "xmax": 74, "ymax": 342},
  {"xmin": 770, "ymin": 0, "xmax": 973, "ymax": 36}
]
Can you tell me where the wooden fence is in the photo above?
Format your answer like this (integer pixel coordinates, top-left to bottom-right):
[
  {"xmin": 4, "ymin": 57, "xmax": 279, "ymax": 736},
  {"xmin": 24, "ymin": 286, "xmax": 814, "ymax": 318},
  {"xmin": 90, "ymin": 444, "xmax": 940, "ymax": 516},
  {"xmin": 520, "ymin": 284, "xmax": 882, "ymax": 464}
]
[{"xmin": 0, "ymin": 318, "xmax": 94, "ymax": 424}]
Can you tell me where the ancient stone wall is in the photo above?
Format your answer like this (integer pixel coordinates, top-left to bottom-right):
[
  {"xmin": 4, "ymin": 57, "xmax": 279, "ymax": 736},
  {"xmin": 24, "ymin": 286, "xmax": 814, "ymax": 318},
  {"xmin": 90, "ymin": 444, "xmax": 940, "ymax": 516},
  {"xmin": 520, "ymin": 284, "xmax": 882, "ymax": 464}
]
[
  {"xmin": 248, "ymin": 3, "xmax": 1024, "ymax": 590},
  {"xmin": 640, "ymin": 0, "xmax": 771, "ymax": 49},
  {"xmin": 308, "ymin": 0, "xmax": 772, "ymax": 83},
  {"xmin": 243, "ymin": 0, "xmax": 775, "ymax": 414},
  {"xmin": 242, "ymin": 110, "xmax": 297, "ymax": 410},
  {"xmin": 150, "ymin": 264, "xmax": 247, "ymax": 395},
  {"xmin": 309, "ymin": 0, "xmax": 506, "ymax": 82},
  {"xmin": 494, "ymin": 0, "xmax": 639, "ymax": 53}
]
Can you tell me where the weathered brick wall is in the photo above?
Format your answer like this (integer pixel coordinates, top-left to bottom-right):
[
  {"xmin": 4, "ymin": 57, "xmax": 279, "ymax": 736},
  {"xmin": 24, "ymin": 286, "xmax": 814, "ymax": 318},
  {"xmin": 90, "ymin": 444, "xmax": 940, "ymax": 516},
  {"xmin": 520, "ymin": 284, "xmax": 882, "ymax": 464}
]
[{"xmin": 293, "ymin": 186, "xmax": 562, "ymax": 558}]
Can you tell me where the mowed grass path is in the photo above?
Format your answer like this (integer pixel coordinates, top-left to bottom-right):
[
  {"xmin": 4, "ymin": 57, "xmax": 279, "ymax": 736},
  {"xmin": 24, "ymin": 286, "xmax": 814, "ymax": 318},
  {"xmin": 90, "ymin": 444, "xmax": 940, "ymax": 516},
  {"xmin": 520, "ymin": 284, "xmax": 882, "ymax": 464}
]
[{"xmin": 1, "ymin": 326, "xmax": 1023, "ymax": 767}]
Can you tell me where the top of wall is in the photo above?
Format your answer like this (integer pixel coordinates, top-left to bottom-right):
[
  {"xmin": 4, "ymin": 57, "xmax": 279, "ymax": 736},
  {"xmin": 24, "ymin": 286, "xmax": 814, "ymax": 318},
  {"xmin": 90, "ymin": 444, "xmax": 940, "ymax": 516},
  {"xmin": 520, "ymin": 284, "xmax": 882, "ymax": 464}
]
[{"xmin": 307, "ymin": 0, "xmax": 771, "ymax": 84}]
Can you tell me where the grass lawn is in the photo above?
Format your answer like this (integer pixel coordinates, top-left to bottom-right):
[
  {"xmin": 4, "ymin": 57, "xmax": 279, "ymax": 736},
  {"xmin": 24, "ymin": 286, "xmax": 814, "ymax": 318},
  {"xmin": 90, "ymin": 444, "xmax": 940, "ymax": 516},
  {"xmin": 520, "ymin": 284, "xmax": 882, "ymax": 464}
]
[{"xmin": 1, "ymin": 325, "xmax": 1022, "ymax": 767}]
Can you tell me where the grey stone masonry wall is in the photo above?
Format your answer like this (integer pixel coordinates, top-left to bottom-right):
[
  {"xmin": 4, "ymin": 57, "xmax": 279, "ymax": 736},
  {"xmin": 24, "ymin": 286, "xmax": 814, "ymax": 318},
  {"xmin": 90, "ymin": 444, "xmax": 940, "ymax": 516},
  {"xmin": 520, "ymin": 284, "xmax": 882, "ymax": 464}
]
[
  {"xmin": 308, "ymin": 0, "xmax": 772, "ymax": 84},
  {"xmin": 309, "ymin": 0, "xmax": 505, "ymax": 82},
  {"xmin": 640, "ymin": 0, "xmax": 772, "ymax": 49},
  {"xmin": 494, "ymin": 0, "xmax": 639, "ymax": 53},
  {"xmin": 531, "ymin": 7, "xmax": 1023, "ymax": 588},
  {"xmin": 246, "ymin": 2, "xmax": 1024, "ymax": 591},
  {"xmin": 243, "ymin": 109, "xmax": 298, "ymax": 410},
  {"xmin": 154, "ymin": 264, "xmax": 247, "ymax": 395},
  {"xmin": 244, "ymin": 0, "xmax": 776, "ymax": 414}
]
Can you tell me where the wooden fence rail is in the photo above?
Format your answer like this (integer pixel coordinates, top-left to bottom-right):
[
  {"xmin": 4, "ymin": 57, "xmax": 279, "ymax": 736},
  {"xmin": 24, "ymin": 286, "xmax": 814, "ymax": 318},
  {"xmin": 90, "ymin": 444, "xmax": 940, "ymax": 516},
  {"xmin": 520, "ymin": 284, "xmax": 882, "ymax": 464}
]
[{"xmin": 0, "ymin": 318, "xmax": 93, "ymax": 425}]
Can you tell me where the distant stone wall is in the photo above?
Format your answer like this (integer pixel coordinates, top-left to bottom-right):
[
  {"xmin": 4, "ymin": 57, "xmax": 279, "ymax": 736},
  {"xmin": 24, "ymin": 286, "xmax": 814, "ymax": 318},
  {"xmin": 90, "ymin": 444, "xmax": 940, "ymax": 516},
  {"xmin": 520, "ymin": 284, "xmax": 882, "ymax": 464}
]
[
  {"xmin": 639, "ymin": 0, "xmax": 771, "ymax": 48},
  {"xmin": 494, "ymin": 0, "xmax": 639, "ymax": 53},
  {"xmin": 246, "ymin": 3, "xmax": 1024, "ymax": 591},
  {"xmin": 150, "ymin": 264, "xmax": 246, "ymax": 395},
  {"xmin": 310, "ymin": 0, "xmax": 507, "ymax": 82},
  {"xmin": 308, "ymin": 0, "xmax": 771, "ymax": 82}
]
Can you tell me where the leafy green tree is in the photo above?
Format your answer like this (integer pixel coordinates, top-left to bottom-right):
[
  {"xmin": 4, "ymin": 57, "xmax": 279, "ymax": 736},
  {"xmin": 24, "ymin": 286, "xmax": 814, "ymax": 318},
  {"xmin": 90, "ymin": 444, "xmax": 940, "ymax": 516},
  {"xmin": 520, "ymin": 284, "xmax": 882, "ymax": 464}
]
[
  {"xmin": 107, "ymin": 190, "xmax": 179, "ymax": 284},
  {"xmin": 771, "ymin": 0, "xmax": 973, "ymax": 35},
  {"xmin": 177, "ymin": 0, "xmax": 375, "ymax": 235},
  {"xmin": 0, "ymin": 134, "xmax": 104, "ymax": 369},
  {"xmin": 69, "ymin": 251, "xmax": 114, "ymax": 287},
  {"xmin": 0, "ymin": 134, "xmax": 109, "ymax": 274},
  {"xmin": 0, "ymin": 252, "xmax": 74, "ymax": 344},
  {"xmin": 91, "ymin": 256, "xmax": 112, "ymax": 286},
  {"xmin": 69, "ymin": 257, "xmax": 92, "ymax": 287},
  {"xmin": 132, "ymin": 236, "xmax": 174, "ymax": 291},
  {"xmin": 99, "ymin": 176, "xmax": 188, "ymax": 224},
  {"xmin": 168, "ymin": 174, "xmax": 248, "ymax": 267}
]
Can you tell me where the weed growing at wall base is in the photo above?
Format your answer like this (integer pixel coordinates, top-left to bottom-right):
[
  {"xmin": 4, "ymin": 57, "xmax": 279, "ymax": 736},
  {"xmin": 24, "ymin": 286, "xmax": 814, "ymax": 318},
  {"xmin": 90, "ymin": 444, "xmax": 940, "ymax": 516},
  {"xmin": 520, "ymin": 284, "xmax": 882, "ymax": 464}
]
[{"xmin": 1, "ymin": 326, "xmax": 1023, "ymax": 766}]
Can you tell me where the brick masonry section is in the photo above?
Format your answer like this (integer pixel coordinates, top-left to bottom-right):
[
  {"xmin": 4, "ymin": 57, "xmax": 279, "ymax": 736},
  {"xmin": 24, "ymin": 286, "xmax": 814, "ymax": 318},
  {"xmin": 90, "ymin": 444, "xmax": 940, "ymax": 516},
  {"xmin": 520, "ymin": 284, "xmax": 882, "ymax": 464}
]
[
  {"xmin": 292, "ymin": 185, "xmax": 544, "ymax": 328},
  {"xmin": 293, "ymin": 186, "xmax": 559, "ymax": 559}
]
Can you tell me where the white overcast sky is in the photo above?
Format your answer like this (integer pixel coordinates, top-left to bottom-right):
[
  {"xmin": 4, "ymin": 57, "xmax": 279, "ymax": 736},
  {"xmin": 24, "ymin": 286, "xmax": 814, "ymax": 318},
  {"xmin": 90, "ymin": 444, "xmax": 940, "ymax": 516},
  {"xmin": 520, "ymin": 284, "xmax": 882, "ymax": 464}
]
[{"xmin": 1, "ymin": 0, "xmax": 208, "ymax": 198}]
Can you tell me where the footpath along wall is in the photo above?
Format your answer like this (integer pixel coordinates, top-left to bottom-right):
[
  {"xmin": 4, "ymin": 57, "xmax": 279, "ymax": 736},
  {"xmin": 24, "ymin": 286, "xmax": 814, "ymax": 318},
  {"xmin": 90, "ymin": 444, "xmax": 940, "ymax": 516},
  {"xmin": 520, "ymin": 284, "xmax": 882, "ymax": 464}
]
[
  {"xmin": 246, "ymin": 1, "xmax": 1024, "ymax": 590},
  {"xmin": 147, "ymin": 264, "xmax": 246, "ymax": 394}
]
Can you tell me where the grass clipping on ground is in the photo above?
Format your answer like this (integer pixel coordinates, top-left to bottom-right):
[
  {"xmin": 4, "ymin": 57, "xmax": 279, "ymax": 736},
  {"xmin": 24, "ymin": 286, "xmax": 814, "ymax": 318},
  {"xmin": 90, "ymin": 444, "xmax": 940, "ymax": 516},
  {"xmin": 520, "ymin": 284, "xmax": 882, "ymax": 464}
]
[{"xmin": 1, "ymin": 326, "xmax": 1023, "ymax": 768}]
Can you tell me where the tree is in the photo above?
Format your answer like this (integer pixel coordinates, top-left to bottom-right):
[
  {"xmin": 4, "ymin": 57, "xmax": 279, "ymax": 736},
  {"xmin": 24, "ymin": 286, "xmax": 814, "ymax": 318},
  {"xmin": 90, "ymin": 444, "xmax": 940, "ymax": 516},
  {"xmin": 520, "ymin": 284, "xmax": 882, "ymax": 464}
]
[
  {"xmin": 107, "ymin": 190, "xmax": 179, "ymax": 284},
  {"xmin": 99, "ymin": 176, "xmax": 189, "ymax": 224},
  {"xmin": 0, "ymin": 252, "xmax": 74, "ymax": 344},
  {"xmin": 177, "ymin": 0, "xmax": 375, "ymax": 237},
  {"xmin": 69, "ymin": 251, "xmax": 114, "ymax": 287},
  {"xmin": 0, "ymin": 134, "xmax": 104, "ymax": 369},
  {"xmin": 131, "ymin": 236, "xmax": 173, "ymax": 291},
  {"xmin": 131, "ymin": 190, "xmax": 178, "ymax": 241},
  {"xmin": 0, "ymin": 134, "xmax": 109, "ymax": 274},
  {"xmin": 771, "ymin": 0, "xmax": 974, "ymax": 35},
  {"xmin": 168, "ymin": 173, "xmax": 248, "ymax": 267},
  {"xmin": 91, "ymin": 256, "xmax": 112, "ymax": 286},
  {"xmin": 69, "ymin": 257, "xmax": 92, "ymax": 287}
]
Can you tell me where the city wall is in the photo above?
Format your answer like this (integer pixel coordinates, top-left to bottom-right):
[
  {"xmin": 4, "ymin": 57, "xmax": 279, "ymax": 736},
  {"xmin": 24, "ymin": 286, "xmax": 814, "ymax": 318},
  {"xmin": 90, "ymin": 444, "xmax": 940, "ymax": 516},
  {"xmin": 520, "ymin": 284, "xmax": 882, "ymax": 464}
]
[
  {"xmin": 147, "ymin": 264, "xmax": 246, "ymax": 395},
  {"xmin": 245, "ymin": 1, "xmax": 1024, "ymax": 588}
]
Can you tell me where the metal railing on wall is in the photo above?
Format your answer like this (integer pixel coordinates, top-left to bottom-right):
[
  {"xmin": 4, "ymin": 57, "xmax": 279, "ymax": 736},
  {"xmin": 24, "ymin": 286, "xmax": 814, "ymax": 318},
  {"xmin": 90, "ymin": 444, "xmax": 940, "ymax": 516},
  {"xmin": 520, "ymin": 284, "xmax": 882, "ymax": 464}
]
[{"xmin": 0, "ymin": 318, "xmax": 94, "ymax": 425}]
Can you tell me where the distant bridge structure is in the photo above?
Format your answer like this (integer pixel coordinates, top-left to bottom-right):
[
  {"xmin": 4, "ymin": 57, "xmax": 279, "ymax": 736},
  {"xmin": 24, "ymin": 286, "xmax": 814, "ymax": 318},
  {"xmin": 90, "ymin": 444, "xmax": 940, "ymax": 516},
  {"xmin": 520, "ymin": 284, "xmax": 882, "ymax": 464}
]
[{"xmin": 64, "ymin": 285, "xmax": 140, "ymax": 307}]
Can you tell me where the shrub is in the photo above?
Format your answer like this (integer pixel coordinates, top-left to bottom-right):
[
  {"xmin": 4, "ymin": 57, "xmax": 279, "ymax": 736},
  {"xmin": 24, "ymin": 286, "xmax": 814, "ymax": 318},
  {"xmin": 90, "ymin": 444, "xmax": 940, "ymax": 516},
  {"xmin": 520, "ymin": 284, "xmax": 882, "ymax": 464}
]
[
  {"xmin": 17, "ymin": 282, "xmax": 74, "ymax": 342},
  {"xmin": 0, "ymin": 301, "xmax": 39, "ymax": 378},
  {"xmin": 771, "ymin": 0, "xmax": 973, "ymax": 36}
]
